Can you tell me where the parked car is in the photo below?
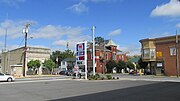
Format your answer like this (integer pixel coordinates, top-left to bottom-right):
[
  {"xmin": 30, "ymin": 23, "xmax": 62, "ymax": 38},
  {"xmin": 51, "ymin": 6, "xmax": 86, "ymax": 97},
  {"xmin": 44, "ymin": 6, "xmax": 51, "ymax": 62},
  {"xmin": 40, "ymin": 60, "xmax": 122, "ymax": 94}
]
[
  {"xmin": 66, "ymin": 70, "xmax": 73, "ymax": 76},
  {"xmin": 59, "ymin": 71, "xmax": 67, "ymax": 75},
  {"xmin": 0, "ymin": 73, "xmax": 15, "ymax": 82}
]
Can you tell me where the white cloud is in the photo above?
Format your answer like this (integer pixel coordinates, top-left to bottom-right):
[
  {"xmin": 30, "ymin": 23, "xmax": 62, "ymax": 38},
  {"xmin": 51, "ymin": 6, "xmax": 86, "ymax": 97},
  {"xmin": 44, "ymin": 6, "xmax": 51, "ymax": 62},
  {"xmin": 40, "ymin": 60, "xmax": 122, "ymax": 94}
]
[
  {"xmin": 0, "ymin": 19, "xmax": 36, "ymax": 39},
  {"xmin": 119, "ymin": 44, "xmax": 141, "ymax": 56},
  {"xmin": 151, "ymin": 0, "xmax": 180, "ymax": 17},
  {"xmin": 0, "ymin": 0, "xmax": 26, "ymax": 6},
  {"xmin": 108, "ymin": 28, "xmax": 121, "ymax": 36},
  {"xmin": 0, "ymin": 19, "xmax": 91, "ymax": 52},
  {"xmin": 67, "ymin": 2, "xmax": 89, "ymax": 14},
  {"xmin": 176, "ymin": 23, "xmax": 180, "ymax": 28},
  {"xmin": 31, "ymin": 25, "xmax": 85, "ymax": 39},
  {"xmin": 53, "ymin": 34, "xmax": 91, "ymax": 49}
]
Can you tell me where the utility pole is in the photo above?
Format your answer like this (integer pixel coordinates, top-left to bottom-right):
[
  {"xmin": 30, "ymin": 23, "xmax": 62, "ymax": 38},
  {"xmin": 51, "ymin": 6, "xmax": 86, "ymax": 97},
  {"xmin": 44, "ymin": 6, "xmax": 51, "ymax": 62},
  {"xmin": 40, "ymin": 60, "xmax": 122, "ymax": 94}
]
[
  {"xmin": 92, "ymin": 26, "xmax": 96, "ymax": 76},
  {"xmin": 176, "ymin": 30, "xmax": 179, "ymax": 78},
  {"xmin": 22, "ymin": 23, "xmax": 30, "ymax": 77}
]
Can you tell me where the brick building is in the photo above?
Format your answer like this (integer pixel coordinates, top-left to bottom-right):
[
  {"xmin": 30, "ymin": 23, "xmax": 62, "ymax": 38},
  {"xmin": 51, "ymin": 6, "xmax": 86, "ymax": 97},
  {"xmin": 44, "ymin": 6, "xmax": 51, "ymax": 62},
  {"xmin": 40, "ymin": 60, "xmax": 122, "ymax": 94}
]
[
  {"xmin": 87, "ymin": 40, "xmax": 126, "ymax": 73},
  {"xmin": 139, "ymin": 35, "xmax": 180, "ymax": 76}
]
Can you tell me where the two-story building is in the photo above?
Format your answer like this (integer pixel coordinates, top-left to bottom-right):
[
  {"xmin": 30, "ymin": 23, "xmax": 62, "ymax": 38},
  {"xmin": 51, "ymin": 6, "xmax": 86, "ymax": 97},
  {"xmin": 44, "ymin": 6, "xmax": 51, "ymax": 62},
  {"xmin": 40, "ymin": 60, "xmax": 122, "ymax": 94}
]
[
  {"xmin": 139, "ymin": 35, "xmax": 180, "ymax": 76},
  {"xmin": 87, "ymin": 40, "xmax": 126, "ymax": 74},
  {"xmin": 0, "ymin": 47, "xmax": 50, "ymax": 77}
]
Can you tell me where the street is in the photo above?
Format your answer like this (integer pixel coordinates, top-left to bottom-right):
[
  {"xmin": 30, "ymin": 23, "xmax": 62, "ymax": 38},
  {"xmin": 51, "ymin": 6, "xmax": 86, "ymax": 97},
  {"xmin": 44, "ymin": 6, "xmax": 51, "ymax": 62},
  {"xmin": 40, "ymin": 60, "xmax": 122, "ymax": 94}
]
[{"xmin": 0, "ymin": 77, "xmax": 180, "ymax": 101}]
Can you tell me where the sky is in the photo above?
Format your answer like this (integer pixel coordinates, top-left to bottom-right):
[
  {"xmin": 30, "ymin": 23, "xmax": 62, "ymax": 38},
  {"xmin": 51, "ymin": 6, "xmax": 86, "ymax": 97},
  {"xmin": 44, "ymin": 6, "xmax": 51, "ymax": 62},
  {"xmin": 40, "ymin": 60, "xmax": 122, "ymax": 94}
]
[{"xmin": 0, "ymin": 0, "xmax": 180, "ymax": 55}]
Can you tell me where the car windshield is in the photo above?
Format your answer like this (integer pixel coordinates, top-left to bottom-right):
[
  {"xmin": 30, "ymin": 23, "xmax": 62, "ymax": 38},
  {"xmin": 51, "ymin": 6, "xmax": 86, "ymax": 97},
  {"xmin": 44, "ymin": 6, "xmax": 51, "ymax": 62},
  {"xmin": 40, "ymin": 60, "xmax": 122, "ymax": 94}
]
[{"xmin": 0, "ymin": 73, "xmax": 4, "ymax": 76}]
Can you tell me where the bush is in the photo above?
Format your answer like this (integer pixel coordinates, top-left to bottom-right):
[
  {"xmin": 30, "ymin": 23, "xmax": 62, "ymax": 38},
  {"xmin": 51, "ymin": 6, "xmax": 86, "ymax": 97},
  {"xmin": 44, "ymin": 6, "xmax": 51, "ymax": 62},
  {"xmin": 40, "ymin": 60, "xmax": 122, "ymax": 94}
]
[
  {"xmin": 88, "ymin": 74, "xmax": 101, "ymax": 80},
  {"xmin": 106, "ymin": 74, "xmax": 112, "ymax": 80}
]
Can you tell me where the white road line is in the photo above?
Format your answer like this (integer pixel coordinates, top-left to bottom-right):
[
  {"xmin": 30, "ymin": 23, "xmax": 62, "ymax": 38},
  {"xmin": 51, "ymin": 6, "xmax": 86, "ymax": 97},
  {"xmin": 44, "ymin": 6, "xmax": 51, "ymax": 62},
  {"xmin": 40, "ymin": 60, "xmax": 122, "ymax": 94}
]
[{"xmin": 0, "ymin": 79, "xmax": 70, "ymax": 85}]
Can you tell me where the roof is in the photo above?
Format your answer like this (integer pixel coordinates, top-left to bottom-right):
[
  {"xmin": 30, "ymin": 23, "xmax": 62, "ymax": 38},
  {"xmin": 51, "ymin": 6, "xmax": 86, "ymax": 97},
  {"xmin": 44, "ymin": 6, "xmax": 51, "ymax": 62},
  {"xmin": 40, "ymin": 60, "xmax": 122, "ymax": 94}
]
[
  {"xmin": 105, "ymin": 39, "xmax": 117, "ymax": 46},
  {"xmin": 128, "ymin": 57, "xmax": 140, "ymax": 63},
  {"xmin": 139, "ymin": 35, "xmax": 180, "ymax": 43},
  {"xmin": 62, "ymin": 58, "xmax": 76, "ymax": 62}
]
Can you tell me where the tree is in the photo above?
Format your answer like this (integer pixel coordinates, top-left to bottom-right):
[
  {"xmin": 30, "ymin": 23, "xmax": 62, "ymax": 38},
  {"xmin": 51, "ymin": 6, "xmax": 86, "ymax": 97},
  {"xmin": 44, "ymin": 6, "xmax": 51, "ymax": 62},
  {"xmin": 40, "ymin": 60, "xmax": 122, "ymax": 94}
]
[
  {"xmin": 117, "ymin": 60, "xmax": 126, "ymax": 73},
  {"xmin": 43, "ymin": 59, "xmax": 55, "ymax": 73},
  {"xmin": 95, "ymin": 36, "xmax": 105, "ymax": 45},
  {"xmin": 27, "ymin": 60, "xmax": 41, "ymax": 74},
  {"xmin": 27, "ymin": 60, "xmax": 35, "ymax": 69},
  {"xmin": 51, "ymin": 49, "xmax": 75, "ymax": 67},
  {"xmin": 138, "ymin": 58, "xmax": 148, "ymax": 69},
  {"xmin": 106, "ymin": 60, "xmax": 117, "ymax": 73},
  {"xmin": 34, "ymin": 60, "xmax": 41, "ymax": 68},
  {"xmin": 127, "ymin": 61, "xmax": 135, "ymax": 69}
]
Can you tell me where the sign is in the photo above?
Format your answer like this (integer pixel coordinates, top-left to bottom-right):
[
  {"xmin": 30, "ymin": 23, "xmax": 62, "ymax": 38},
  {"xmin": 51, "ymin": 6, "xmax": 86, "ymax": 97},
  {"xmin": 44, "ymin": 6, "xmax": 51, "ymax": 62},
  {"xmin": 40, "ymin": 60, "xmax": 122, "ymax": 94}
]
[
  {"xmin": 170, "ymin": 47, "xmax": 176, "ymax": 56},
  {"xmin": 75, "ymin": 41, "xmax": 88, "ymax": 80},
  {"xmin": 157, "ymin": 63, "xmax": 163, "ymax": 67},
  {"xmin": 76, "ymin": 42, "xmax": 87, "ymax": 65},
  {"xmin": 156, "ymin": 52, "xmax": 162, "ymax": 57}
]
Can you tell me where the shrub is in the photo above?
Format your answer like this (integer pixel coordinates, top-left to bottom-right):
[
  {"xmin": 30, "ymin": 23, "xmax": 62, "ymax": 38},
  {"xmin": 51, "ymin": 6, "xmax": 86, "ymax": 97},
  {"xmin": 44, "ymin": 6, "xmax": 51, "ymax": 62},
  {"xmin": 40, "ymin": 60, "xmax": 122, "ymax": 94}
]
[
  {"xmin": 106, "ymin": 74, "xmax": 112, "ymax": 80},
  {"xmin": 88, "ymin": 74, "xmax": 101, "ymax": 80}
]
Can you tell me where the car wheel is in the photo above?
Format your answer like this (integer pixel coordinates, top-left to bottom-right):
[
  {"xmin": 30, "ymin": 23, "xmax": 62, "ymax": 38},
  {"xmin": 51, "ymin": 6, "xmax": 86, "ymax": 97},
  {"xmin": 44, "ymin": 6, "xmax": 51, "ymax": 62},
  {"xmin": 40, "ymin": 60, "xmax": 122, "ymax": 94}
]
[{"xmin": 7, "ymin": 77, "xmax": 12, "ymax": 82}]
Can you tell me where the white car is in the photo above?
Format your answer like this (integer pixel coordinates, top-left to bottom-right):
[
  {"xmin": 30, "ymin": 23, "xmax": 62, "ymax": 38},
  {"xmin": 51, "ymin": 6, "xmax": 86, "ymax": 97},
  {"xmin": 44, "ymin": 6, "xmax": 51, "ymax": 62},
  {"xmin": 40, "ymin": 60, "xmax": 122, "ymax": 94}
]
[{"xmin": 0, "ymin": 73, "xmax": 15, "ymax": 82}]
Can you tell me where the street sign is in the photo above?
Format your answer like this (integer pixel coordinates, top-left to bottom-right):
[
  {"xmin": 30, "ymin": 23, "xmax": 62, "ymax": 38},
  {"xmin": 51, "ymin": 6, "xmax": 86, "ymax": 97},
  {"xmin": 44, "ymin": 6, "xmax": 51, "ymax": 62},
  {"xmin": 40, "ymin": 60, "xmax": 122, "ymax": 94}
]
[
  {"xmin": 75, "ymin": 41, "xmax": 87, "ymax": 80},
  {"xmin": 76, "ymin": 42, "xmax": 86, "ymax": 65}
]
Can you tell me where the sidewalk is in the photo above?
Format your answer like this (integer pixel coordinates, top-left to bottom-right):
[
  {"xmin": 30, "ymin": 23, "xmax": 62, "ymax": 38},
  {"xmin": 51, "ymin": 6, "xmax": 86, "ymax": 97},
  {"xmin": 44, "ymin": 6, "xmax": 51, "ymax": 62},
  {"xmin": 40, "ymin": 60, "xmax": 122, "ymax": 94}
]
[
  {"xmin": 15, "ymin": 75, "xmax": 72, "ymax": 81},
  {"xmin": 111, "ymin": 74, "xmax": 180, "ymax": 82}
]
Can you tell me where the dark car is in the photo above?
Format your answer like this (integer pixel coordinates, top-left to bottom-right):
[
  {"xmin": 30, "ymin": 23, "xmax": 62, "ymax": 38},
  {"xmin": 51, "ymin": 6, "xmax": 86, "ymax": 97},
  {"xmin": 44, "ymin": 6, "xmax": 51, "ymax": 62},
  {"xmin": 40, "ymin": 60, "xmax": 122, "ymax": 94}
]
[
  {"xmin": 59, "ymin": 71, "xmax": 67, "ymax": 75},
  {"xmin": 66, "ymin": 70, "xmax": 73, "ymax": 76}
]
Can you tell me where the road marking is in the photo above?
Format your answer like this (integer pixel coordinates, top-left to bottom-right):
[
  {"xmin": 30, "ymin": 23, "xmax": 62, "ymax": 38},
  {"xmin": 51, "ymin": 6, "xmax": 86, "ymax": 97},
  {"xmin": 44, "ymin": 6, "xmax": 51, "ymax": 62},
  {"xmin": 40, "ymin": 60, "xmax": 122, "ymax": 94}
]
[{"xmin": 0, "ymin": 79, "xmax": 71, "ymax": 85}]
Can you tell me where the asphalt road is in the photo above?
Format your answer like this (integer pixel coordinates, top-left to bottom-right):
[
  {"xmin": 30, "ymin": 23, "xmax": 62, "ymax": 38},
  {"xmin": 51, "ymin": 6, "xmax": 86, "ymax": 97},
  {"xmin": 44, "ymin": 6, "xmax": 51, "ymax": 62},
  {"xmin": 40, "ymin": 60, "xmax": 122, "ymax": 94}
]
[{"xmin": 0, "ymin": 79, "xmax": 180, "ymax": 101}]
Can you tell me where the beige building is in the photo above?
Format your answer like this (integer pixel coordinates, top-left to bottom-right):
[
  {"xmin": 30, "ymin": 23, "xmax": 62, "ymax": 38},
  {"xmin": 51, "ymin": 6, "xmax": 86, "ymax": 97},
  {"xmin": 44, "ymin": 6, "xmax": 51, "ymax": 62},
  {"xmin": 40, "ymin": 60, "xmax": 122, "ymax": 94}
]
[{"xmin": 0, "ymin": 47, "xmax": 50, "ymax": 77}]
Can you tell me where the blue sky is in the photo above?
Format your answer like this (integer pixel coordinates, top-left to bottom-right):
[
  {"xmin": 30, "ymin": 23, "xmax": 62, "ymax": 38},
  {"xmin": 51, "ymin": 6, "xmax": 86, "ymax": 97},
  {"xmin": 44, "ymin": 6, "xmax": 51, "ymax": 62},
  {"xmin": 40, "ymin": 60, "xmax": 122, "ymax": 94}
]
[{"xmin": 0, "ymin": 0, "xmax": 180, "ymax": 55}]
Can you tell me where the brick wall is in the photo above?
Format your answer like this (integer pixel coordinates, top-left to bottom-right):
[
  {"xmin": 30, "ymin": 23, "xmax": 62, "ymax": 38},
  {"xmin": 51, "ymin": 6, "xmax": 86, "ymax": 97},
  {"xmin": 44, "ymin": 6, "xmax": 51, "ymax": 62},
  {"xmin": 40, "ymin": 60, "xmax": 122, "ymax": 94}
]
[{"xmin": 156, "ymin": 42, "xmax": 180, "ymax": 76}]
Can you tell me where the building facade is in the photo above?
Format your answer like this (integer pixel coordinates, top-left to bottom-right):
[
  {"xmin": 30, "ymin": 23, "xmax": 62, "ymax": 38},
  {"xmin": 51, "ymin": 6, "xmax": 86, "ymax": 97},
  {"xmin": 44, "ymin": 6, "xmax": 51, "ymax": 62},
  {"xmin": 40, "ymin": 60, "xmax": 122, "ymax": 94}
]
[
  {"xmin": 0, "ymin": 47, "xmax": 50, "ymax": 77},
  {"xmin": 87, "ymin": 40, "xmax": 127, "ymax": 73},
  {"xmin": 139, "ymin": 35, "xmax": 180, "ymax": 76}
]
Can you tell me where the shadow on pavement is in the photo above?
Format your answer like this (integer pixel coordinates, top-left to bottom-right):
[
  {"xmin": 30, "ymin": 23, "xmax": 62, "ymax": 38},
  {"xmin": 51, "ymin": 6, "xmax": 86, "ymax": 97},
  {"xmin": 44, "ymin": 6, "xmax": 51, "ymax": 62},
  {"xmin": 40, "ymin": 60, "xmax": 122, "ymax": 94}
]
[{"xmin": 49, "ymin": 82, "xmax": 180, "ymax": 101}]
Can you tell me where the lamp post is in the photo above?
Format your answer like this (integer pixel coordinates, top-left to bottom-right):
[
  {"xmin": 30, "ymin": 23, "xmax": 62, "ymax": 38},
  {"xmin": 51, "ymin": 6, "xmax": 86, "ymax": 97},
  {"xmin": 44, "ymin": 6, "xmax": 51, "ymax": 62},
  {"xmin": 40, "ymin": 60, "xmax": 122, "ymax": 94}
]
[
  {"xmin": 92, "ymin": 26, "xmax": 96, "ymax": 76},
  {"xmin": 176, "ymin": 30, "xmax": 179, "ymax": 78},
  {"xmin": 22, "ymin": 23, "xmax": 30, "ymax": 77}
]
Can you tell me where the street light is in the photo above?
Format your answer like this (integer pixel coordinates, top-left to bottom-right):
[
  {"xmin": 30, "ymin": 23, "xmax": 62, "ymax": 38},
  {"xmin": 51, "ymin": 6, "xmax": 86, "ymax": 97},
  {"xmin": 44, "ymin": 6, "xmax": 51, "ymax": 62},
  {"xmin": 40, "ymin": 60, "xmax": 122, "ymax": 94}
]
[
  {"xmin": 92, "ymin": 26, "xmax": 96, "ymax": 76},
  {"xmin": 176, "ymin": 30, "xmax": 179, "ymax": 78}
]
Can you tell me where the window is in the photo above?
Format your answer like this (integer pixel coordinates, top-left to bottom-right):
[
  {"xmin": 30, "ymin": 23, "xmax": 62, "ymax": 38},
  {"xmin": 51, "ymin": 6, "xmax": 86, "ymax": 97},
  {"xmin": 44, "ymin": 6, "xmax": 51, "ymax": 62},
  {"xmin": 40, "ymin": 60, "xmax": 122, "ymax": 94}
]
[
  {"xmin": 106, "ymin": 53, "xmax": 108, "ymax": 60},
  {"xmin": 63, "ymin": 61, "xmax": 65, "ymax": 65},
  {"xmin": 122, "ymin": 55, "xmax": 124, "ymax": 61},
  {"xmin": 150, "ymin": 49, "xmax": 156, "ymax": 59},
  {"xmin": 0, "ymin": 73, "xmax": 4, "ymax": 76},
  {"xmin": 170, "ymin": 47, "xmax": 176, "ymax": 56},
  {"xmin": 112, "ymin": 53, "xmax": 116, "ymax": 60},
  {"xmin": 143, "ymin": 49, "xmax": 150, "ymax": 58}
]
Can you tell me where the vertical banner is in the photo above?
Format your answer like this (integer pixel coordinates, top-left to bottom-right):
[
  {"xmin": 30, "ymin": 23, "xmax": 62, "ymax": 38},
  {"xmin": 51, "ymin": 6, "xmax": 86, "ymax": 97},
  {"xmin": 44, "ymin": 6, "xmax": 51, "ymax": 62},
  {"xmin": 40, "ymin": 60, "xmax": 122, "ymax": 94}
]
[{"xmin": 76, "ymin": 41, "xmax": 87, "ymax": 80}]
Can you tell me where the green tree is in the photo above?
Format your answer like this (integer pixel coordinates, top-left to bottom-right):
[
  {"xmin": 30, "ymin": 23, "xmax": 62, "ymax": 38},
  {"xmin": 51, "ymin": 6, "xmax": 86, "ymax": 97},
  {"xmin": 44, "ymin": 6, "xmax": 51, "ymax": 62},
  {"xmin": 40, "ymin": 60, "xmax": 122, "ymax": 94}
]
[
  {"xmin": 138, "ymin": 58, "xmax": 148, "ymax": 69},
  {"xmin": 95, "ymin": 36, "xmax": 105, "ymax": 45},
  {"xmin": 34, "ymin": 60, "xmax": 41, "ymax": 68},
  {"xmin": 27, "ymin": 60, "xmax": 41, "ymax": 74},
  {"xmin": 27, "ymin": 60, "xmax": 35, "ymax": 69},
  {"xmin": 43, "ymin": 59, "xmax": 55, "ymax": 73},
  {"xmin": 106, "ymin": 60, "xmax": 117, "ymax": 73},
  {"xmin": 51, "ymin": 49, "xmax": 75, "ymax": 67},
  {"xmin": 117, "ymin": 60, "xmax": 126, "ymax": 73},
  {"xmin": 127, "ymin": 61, "xmax": 135, "ymax": 69}
]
